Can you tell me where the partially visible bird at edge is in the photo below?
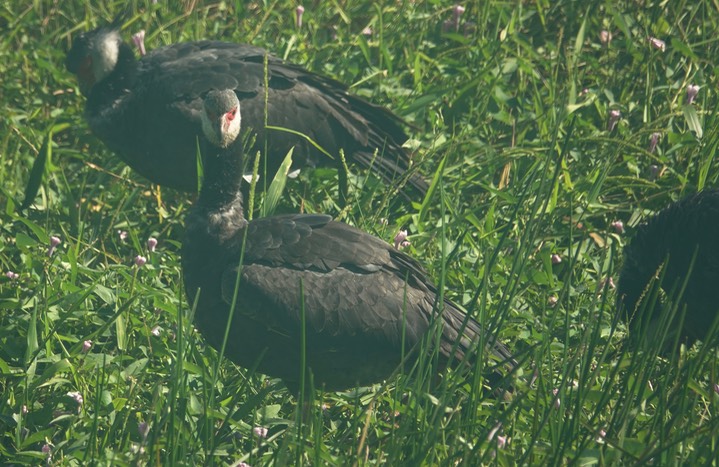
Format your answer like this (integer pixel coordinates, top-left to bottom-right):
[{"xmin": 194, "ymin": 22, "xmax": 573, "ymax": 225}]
[{"xmin": 617, "ymin": 189, "xmax": 719, "ymax": 349}]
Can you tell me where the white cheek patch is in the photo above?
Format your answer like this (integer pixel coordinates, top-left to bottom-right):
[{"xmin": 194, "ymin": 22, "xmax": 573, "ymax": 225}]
[
  {"xmin": 200, "ymin": 111, "xmax": 222, "ymax": 147},
  {"xmin": 92, "ymin": 30, "xmax": 121, "ymax": 83},
  {"xmin": 224, "ymin": 111, "xmax": 242, "ymax": 147}
]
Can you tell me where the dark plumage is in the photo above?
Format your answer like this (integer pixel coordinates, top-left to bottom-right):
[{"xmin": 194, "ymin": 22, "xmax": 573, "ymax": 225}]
[
  {"xmin": 616, "ymin": 190, "xmax": 719, "ymax": 346},
  {"xmin": 65, "ymin": 21, "xmax": 426, "ymax": 195},
  {"xmin": 181, "ymin": 90, "xmax": 515, "ymax": 391}
]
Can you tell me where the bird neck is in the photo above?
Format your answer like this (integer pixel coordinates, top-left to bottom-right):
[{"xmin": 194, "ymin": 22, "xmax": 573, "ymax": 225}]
[
  {"xmin": 197, "ymin": 144, "xmax": 246, "ymax": 216},
  {"xmin": 86, "ymin": 42, "xmax": 138, "ymax": 110}
]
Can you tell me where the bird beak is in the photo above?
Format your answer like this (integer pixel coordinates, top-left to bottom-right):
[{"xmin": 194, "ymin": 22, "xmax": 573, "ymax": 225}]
[{"xmin": 211, "ymin": 118, "xmax": 226, "ymax": 147}]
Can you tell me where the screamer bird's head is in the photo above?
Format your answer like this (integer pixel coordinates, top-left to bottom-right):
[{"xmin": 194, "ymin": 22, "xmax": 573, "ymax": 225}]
[
  {"xmin": 66, "ymin": 26, "xmax": 123, "ymax": 95},
  {"xmin": 200, "ymin": 90, "xmax": 242, "ymax": 149}
]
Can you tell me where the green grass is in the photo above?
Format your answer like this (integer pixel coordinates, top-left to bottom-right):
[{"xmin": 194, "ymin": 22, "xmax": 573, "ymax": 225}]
[{"xmin": 2, "ymin": 0, "xmax": 719, "ymax": 464}]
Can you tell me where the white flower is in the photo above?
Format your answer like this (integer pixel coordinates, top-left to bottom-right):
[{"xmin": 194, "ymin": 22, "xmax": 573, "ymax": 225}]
[
  {"xmin": 393, "ymin": 230, "xmax": 410, "ymax": 249},
  {"xmin": 599, "ymin": 30, "xmax": 612, "ymax": 45},
  {"xmin": 295, "ymin": 6, "xmax": 305, "ymax": 29},
  {"xmin": 132, "ymin": 30, "xmax": 146, "ymax": 56},
  {"xmin": 611, "ymin": 220, "xmax": 624, "ymax": 234},
  {"xmin": 648, "ymin": 37, "xmax": 665, "ymax": 52},
  {"xmin": 607, "ymin": 109, "xmax": 621, "ymax": 131},
  {"xmin": 686, "ymin": 84, "xmax": 700, "ymax": 105}
]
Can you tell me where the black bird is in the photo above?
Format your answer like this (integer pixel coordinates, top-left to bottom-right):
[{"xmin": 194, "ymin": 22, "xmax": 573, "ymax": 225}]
[
  {"xmin": 181, "ymin": 90, "xmax": 515, "ymax": 391},
  {"xmin": 616, "ymin": 190, "xmax": 719, "ymax": 347},
  {"xmin": 65, "ymin": 19, "xmax": 426, "ymax": 197}
]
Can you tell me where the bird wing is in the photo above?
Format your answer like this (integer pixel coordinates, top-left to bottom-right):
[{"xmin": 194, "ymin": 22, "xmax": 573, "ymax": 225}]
[
  {"xmin": 137, "ymin": 41, "xmax": 270, "ymax": 98},
  {"xmin": 218, "ymin": 214, "xmax": 431, "ymax": 349}
]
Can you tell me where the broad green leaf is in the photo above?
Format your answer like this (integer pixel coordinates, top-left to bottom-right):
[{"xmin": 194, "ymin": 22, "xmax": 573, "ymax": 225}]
[
  {"xmin": 682, "ymin": 105, "xmax": 703, "ymax": 138},
  {"xmin": 261, "ymin": 147, "xmax": 293, "ymax": 218}
]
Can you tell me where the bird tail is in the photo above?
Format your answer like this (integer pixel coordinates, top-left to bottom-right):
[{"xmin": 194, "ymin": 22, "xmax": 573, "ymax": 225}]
[
  {"xmin": 438, "ymin": 301, "xmax": 518, "ymax": 385},
  {"xmin": 341, "ymin": 93, "xmax": 428, "ymax": 196},
  {"xmin": 353, "ymin": 147, "xmax": 429, "ymax": 196}
]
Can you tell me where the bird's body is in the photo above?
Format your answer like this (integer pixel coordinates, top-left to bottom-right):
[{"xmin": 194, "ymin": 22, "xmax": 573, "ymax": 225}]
[
  {"xmin": 66, "ymin": 25, "xmax": 426, "ymax": 194},
  {"xmin": 182, "ymin": 90, "xmax": 514, "ymax": 390},
  {"xmin": 617, "ymin": 190, "xmax": 719, "ymax": 346}
]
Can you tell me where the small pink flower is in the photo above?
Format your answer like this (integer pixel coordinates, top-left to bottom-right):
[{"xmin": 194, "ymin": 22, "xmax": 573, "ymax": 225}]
[
  {"xmin": 548, "ymin": 296, "xmax": 558, "ymax": 307},
  {"xmin": 607, "ymin": 109, "xmax": 621, "ymax": 131},
  {"xmin": 253, "ymin": 426, "xmax": 268, "ymax": 438},
  {"xmin": 132, "ymin": 30, "xmax": 146, "ymax": 56},
  {"xmin": 134, "ymin": 255, "xmax": 147, "ymax": 267},
  {"xmin": 443, "ymin": 5, "xmax": 466, "ymax": 32},
  {"xmin": 47, "ymin": 236, "xmax": 61, "ymax": 256},
  {"xmin": 686, "ymin": 84, "xmax": 700, "ymax": 105},
  {"xmin": 42, "ymin": 443, "xmax": 52, "ymax": 461},
  {"xmin": 648, "ymin": 132, "xmax": 661, "ymax": 153},
  {"xmin": 295, "ymin": 5, "xmax": 305, "ymax": 29},
  {"xmin": 648, "ymin": 36, "xmax": 665, "ymax": 52},
  {"xmin": 453, "ymin": 5, "xmax": 466, "ymax": 29},
  {"xmin": 393, "ymin": 230, "xmax": 410, "ymax": 250},
  {"xmin": 147, "ymin": 237, "xmax": 158, "ymax": 253},
  {"xmin": 551, "ymin": 254, "xmax": 562, "ymax": 265},
  {"xmin": 82, "ymin": 340, "xmax": 93, "ymax": 353},
  {"xmin": 496, "ymin": 435, "xmax": 508, "ymax": 449},
  {"xmin": 611, "ymin": 220, "xmax": 624, "ymax": 234},
  {"xmin": 5, "ymin": 271, "xmax": 19, "ymax": 280},
  {"xmin": 118, "ymin": 230, "xmax": 128, "ymax": 241},
  {"xmin": 599, "ymin": 30, "xmax": 612, "ymax": 45}
]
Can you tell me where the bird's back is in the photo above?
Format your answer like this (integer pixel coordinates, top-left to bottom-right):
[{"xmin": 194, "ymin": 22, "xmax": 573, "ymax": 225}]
[{"xmin": 183, "ymin": 212, "xmax": 512, "ymax": 389}]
